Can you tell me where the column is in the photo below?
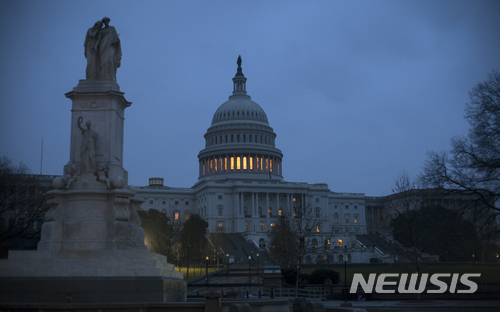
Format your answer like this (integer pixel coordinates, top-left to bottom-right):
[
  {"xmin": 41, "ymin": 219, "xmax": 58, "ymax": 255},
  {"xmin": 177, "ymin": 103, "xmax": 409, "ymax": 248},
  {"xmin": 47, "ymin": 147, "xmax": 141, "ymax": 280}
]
[
  {"xmin": 276, "ymin": 193, "xmax": 280, "ymax": 216},
  {"xmin": 240, "ymin": 192, "xmax": 244, "ymax": 215},
  {"xmin": 251, "ymin": 192, "xmax": 255, "ymax": 217},
  {"xmin": 234, "ymin": 192, "xmax": 240, "ymax": 215},
  {"xmin": 266, "ymin": 193, "xmax": 269, "ymax": 218}
]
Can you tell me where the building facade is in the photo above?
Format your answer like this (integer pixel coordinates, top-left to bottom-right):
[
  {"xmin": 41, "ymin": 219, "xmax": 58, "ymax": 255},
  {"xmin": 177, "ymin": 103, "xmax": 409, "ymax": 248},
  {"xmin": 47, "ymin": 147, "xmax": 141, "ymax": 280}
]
[{"xmin": 136, "ymin": 59, "xmax": 380, "ymax": 264}]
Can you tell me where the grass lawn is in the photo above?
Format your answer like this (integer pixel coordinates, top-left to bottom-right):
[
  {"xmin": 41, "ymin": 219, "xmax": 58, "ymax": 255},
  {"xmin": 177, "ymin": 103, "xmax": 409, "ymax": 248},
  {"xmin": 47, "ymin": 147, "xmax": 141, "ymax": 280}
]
[
  {"xmin": 176, "ymin": 266, "xmax": 219, "ymax": 280},
  {"xmin": 301, "ymin": 265, "xmax": 500, "ymax": 284}
]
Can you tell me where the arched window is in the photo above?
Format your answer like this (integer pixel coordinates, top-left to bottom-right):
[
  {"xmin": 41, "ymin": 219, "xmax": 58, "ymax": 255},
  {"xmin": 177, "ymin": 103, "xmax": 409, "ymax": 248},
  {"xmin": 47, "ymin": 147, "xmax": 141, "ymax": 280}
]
[
  {"xmin": 345, "ymin": 214, "xmax": 350, "ymax": 223},
  {"xmin": 173, "ymin": 210, "xmax": 180, "ymax": 221},
  {"xmin": 336, "ymin": 239, "xmax": 343, "ymax": 248},
  {"xmin": 354, "ymin": 214, "xmax": 359, "ymax": 224},
  {"xmin": 184, "ymin": 210, "xmax": 191, "ymax": 221},
  {"xmin": 312, "ymin": 239, "xmax": 318, "ymax": 248}
]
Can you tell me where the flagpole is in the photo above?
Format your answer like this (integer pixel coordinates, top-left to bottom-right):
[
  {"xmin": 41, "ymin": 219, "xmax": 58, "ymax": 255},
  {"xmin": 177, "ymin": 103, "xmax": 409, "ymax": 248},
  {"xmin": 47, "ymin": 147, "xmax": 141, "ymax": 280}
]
[{"xmin": 40, "ymin": 137, "xmax": 43, "ymax": 175}]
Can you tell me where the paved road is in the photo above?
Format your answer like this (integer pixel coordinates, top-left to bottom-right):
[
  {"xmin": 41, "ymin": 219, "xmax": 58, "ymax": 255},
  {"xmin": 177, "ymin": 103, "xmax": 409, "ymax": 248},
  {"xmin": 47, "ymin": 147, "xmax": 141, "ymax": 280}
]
[{"xmin": 322, "ymin": 300, "xmax": 500, "ymax": 312}]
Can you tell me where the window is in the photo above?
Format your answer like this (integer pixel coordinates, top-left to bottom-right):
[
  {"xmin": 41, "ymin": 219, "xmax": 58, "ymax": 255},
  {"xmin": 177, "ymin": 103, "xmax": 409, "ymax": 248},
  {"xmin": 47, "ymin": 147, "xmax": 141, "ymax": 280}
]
[
  {"xmin": 185, "ymin": 214, "xmax": 190, "ymax": 221},
  {"xmin": 162, "ymin": 200, "xmax": 166, "ymax": 205},
  {"xmin": 312, "ymin": 238, "xmax": 318, "ymax": 248},
  {"xmin": 316, "ymin": 198, "xmax": 320, "ymax": 203},
  {"xmin": 260, "ymin": 222, "xmax": 265, "ymax": 231},
  {"xmin": 334, "ymin": 205, "xmax": 338, "ymax": 209},
  {"xmin": 175, "ymin": 201, "xmax": 179, "ymax": 205},
  {"xmin": 354, "ymin": 214, "xmax": 359, "ymax": 224},
  {"xmin": 334, "ymin": 213, "xmax": 338, "ymax": 223},
  {"xmin": 337, "ymin": 239, "xmax": 343, "ymax": 248},
  {"xmin": 174, "ymin": 210, "xmax": 180, "ymax": 221},
  {"xmin": 345, "ymin": 205, "xmax": 349, "ymax": 209},
  {"xmin": 237, "ymin": 157, "xmax": 241, "ymax": 170},
  {"xmin": 149, "ymin": 200, "xmax": 153, "ymax": 204},
  {"xmin": 244, "ymin": 206, "xmax": 249, "ymax": 216},
  {"xmin": 231, "ymin": 157, "xmax": 234, "ymax": 170},
  {"xmin": 316, "ymin": 225, "xmax": 320, "ymax": 232},
  {"xmin": 324, "ymin": 239, "xmax": 330, "ymax": 249},
  {"xmin": 246, "ymin": 222, "xmax": 251, "ymax": 231},
  {"xmin": 354, "ymin": 205, "xmax": 358, "ymax": 209},
  {"xmin": 345, "ymin": 214, "xmax": 350, "ymax": 223},
  {"xmin": 271, "ymin": 223, "xmax": 275, "ymax": 227},
  {"xmin": 268, "ymin": 207, "xmax": 272, "ymax": 217},
  {"xmin": 243, "ymin": 134, "xmax": 246, "ymax": 142},
  {"xmin": 279, "ymin": 209, "xmax": 282, "ymax": 216},
  {"xmin": 249, "ymin": 135, "xmax": 252, "ymax": 143},
  {"xmin": 243, "ymin": 157, "xmax": 247, "ymax": 170},
  {"xmin": 231, "ymin": 134, "xmax": 234, "ymax": 142},
  {"xmin": 185, "ymin": 201, "xmax": 189, "ymax": 205},
  {"xmin": 225, "ymin": 135, "xmax": 228, "ymax": 143},
  {"xmin": 250, "ymin": 157, "xmax": 253, "ymax": 170},
  {"xmin": 217, "ymin": 222, "xmax": 224, "ymax": 230},
  {"xmin": 218, "ymin": 195, "xmax": 223, "ymax": 200},
  {"xmin": 218, "ymin": 207, "xmax": 223, "ymax": 216},
  {"xmin": 258, "ymin": 207, "xmax": 263, "ymax": 216},
  {"xmin": 315, "ymin": 207, "xmax": 320, "ymax": 218}
]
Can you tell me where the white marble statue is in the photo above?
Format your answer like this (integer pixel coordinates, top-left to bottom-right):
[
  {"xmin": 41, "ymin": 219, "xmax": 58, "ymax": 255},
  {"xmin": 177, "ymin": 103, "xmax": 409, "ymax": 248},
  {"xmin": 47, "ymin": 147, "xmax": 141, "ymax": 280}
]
[
  {"xmin": 97, "ymin": 164, "xmax": 111, "ymax": 189},
  {"xmin": 97, "ymin": 17, "xmax": 121, "ymax": 80},
  {"xmin": 77, "ymin": 117, "xmax": 98, "ymax": 173},
  {"xmin": 65, "ymin": 163, "xmax": 79, "ymax": 189},
  {"xmin": 84, "ymin": 20, "xmax": 103, "ymax": 80}
]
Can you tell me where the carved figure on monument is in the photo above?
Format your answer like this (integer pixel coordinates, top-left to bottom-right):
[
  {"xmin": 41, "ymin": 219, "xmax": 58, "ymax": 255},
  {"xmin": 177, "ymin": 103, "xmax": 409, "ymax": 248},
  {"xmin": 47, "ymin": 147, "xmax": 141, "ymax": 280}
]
[
  {"xmin": 97, "ymin": 17, "xmax": 121, "ymax": 80},
  {"xmin": 77, "ymin": 116, "xmax": 98, "ymax": 173},
  {"xmin": 84, "ymin": 20, "xmax": 103, "ymax": 80},
  {"xmin": 65, "ymin": 163, "xmax": 79, "ymax": 189},
  {"xmin": 97, "ymin": 164, "xmax": 111, "ymax": 189}
]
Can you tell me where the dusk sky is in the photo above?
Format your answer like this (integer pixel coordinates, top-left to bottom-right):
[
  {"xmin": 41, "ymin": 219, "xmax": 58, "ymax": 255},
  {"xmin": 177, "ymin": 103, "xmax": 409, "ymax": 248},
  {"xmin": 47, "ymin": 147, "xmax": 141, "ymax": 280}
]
[{"xmin": 1, "ymin": 0, "xmax": 499, "ymax": 196}]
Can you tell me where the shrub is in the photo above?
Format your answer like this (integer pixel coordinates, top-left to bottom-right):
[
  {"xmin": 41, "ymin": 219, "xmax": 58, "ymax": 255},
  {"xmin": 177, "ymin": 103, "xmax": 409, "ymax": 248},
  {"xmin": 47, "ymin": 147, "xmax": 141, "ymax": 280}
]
[{"xmin": 308, "ymin": 269, "xmax": 340, "ymax": 284}]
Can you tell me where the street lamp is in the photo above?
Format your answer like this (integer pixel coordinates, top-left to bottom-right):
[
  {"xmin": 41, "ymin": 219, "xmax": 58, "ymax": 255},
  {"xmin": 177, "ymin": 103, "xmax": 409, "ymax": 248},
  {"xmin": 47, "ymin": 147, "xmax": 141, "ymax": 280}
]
[
  {"xmin": 205, "ymin": 256, "xmax": 209, "ymax": 285},
  {"xmin": 343, "ymin": 246, "xmax": 348, "ymax": 302},
  {"xmin": 256, "ymin": 253, "xmax": 260, "ymax": 274},
  {"xmin": 248, "ymin": 255, "xmax": 252, "ymax": 285},
  {"xmin": 226, "ymin": 253, "xmax": 230, "ymax": 277},
  {"xmin": 472, "ymin": 254, "xmax": 475, "ymax": 263}
]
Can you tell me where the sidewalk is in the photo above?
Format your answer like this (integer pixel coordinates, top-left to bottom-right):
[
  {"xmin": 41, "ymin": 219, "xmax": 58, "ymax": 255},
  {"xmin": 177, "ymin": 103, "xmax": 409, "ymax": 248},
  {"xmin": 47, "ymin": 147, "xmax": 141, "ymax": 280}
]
[{"xmin": 321, "ymin": 299, "xmax": 500, "ymax": 309}]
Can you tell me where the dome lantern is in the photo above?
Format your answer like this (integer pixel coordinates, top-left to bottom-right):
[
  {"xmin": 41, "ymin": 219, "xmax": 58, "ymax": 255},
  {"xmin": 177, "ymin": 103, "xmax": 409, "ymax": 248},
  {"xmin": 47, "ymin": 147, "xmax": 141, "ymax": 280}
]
[{"xmin": 232, "ymin": 55, "xmax": 247, "ymax": 94}]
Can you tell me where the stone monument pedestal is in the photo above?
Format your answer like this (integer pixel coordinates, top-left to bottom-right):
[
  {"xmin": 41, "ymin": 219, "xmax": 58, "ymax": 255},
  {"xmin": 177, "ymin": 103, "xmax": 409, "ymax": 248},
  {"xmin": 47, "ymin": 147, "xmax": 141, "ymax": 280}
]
[{"xmin": 0, "ymin": 80, "xmax": 186, "ymax": 303}]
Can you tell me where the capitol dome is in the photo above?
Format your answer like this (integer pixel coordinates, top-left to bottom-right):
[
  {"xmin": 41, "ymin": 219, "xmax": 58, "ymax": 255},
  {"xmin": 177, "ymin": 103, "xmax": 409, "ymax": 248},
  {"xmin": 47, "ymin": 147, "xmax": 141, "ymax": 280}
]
[{"xmin": 198, "ymin": 56, "xmax": 283, "ymax": 181}]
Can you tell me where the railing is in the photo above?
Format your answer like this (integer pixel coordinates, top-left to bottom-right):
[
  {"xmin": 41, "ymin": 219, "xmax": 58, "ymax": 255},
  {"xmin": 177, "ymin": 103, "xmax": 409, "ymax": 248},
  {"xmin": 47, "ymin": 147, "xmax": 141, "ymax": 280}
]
[{"xmin": 273, "ymin": 288, "xmax": 329, "ymax": 299}]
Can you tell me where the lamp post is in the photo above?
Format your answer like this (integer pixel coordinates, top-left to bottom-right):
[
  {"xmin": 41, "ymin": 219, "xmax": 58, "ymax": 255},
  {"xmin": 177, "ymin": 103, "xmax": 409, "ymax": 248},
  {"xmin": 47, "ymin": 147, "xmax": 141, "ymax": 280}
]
[
  {"xmin": 472, "ymin": 254, "xmax": 475, "ymax": 264},
  {"xmin": 256, "ymin": 253, "xmax": 260, "ymax": 274},
  {"xmin": 343, "ymin": 245, "xmax": 348, "ymax": 303},
  {"xmin": 226, "ymin": 253, "xmax": 230, "ymax": 277},
  {"xmin": 205, "ymin": 256, "xmax": 209, "ymax": 285},
  {"xmin": 248, "ymin": 255, "xmax": 252, "ymax": 285}
]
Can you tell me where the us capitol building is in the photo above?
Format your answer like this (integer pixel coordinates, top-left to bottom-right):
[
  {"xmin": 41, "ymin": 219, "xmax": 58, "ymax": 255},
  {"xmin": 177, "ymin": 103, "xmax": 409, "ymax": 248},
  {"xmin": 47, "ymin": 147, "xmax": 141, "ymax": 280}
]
[{"xmin": 136, "ymin": 57, "xmax": 394, "ymax": 264}]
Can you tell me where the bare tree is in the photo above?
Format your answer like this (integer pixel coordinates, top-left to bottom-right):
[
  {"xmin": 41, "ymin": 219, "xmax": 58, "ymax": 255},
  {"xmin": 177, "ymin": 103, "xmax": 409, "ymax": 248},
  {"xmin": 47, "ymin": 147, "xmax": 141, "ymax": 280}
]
[
  {"xmin": 420, "ymin": 70, "xmax": 500, "ymax": 239},
  {"xmin": 0, "ymin": 157, "xmax": 48, "ymax": 255},
  {"xmin": 268, "ymin": 200, "xmax": 330, "ymax": 297}
]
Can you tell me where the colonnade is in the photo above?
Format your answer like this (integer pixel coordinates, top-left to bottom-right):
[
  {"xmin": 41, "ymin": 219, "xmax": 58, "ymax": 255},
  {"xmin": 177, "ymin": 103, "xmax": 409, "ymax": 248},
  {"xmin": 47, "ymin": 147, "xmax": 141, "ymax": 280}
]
[
  {"xmin": 199, "ymin": 154, "xmax": 282, "ymax": 177},
  {"xmin": 230, "ymin": 191, "xmax": 306, "ymax": 217}
]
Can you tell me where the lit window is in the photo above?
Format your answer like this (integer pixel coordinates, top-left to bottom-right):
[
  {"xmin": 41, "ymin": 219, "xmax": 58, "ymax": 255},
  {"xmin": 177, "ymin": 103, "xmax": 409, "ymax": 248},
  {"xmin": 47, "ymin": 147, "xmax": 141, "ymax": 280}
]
[
  {"xmin": 334, "ymin": 213, "xmax": 338, "ymax": 223},
  {"xmin": 185, "ymin": 214, "xmax": 189, "ymax": 221},
  {"xmin": 215, "ymin": 159, "xmax": 217, "ymax": 171},
  {"xmin": 270, "ymin": 159, "xmax": 273, "ymax": 172},
  {"xmin": 316, "ymin": 225, "xmax": 320, "ymax": 232},
  {"xmin": 243, "ymin": 157, "xmax": 247, "ymax": 170},
  {"xmin": 279, "ymin": 209, "xmax": 282, "ymax": 216},
  {"xmin": 174, "ymin": 212, "xmax": 179, "ymax": 221},
  {"xmin": 246, "ymin": 222, "xmax": 250, "ymax": 231},
  {"xmin": 325, "ymin": 239, "xmax": 330, "ymax": 249},
  {"xmin": 265, "ymin": 158, "xmax": 269, "ymax": 171},
  {"xmin": 337, "ymin": 239, "xmax": 343, "ymax": 248},
  {"xmin": 261, "ymin": 222, "xmax": 265, "ymax": 231},
  {"xmin": 354, "ymin": 214, "xmax": 358, "ymax": 224},
  {"xmin": 293, "ymin": 198, "xmax": 296, "ymax": 202},
  {"xmin": 224, "ymin": 157, "xmax": 227, "ymax": 170},
  {"xmin": 271, "ymin": 223, "xmax": 275, "ymax": 227},
  {"xmin": 268, "ymin": 207, "xmax": 272, "ymax": 216},
  {"xmin": 345, "ymin": 215, "xmax": 349, "ymax": 223},
  {"xmin": 250, "ymin": 157, "xmax": 253, "ymax": 170},
  {"xmin": 237, "ymin": 157, "xmax": 241, "ymax": 170},
  {"xmin": 260, "ymin": 158, "xmax": 263, "ymax": 170},
  {"xmin": 231, "ymin": 157, "xmax": 234, "ymax": 170},
  {"xmin": 218, "ymin": 222, "xmax": 224, "ymax": 229}
]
